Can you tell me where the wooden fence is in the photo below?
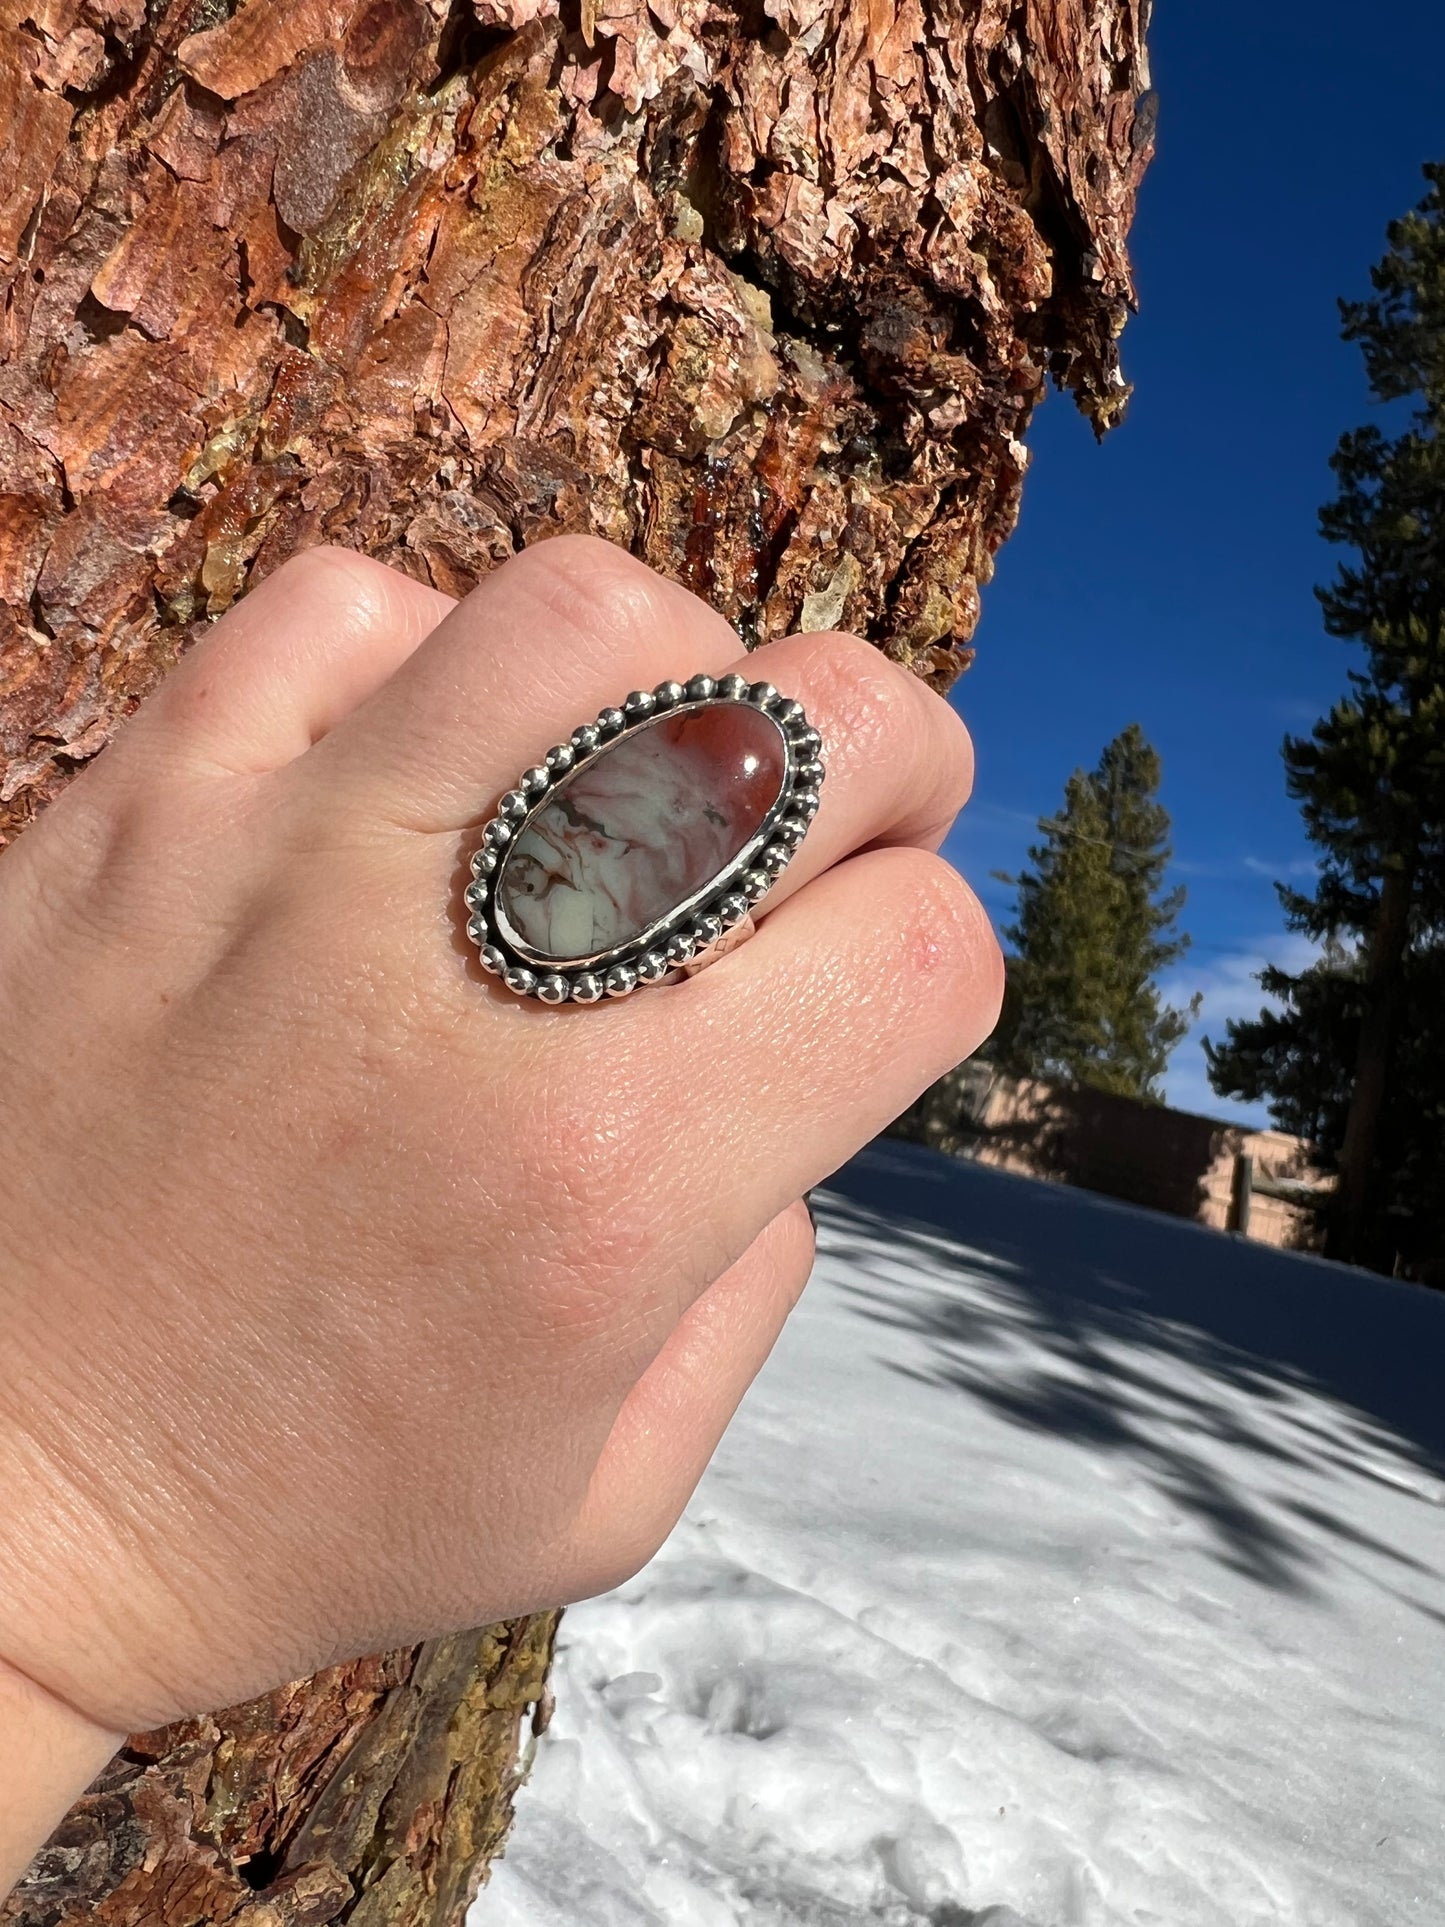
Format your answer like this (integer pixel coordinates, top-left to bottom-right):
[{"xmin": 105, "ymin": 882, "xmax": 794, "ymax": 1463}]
[{"xmin": 893, "ymin": 1064, "xmax": 1330, "ymax": 1250}]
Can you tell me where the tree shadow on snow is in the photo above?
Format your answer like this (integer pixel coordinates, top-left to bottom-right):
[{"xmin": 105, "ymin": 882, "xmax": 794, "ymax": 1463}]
[{"xmin": 818, "ymin": 1140, "xmax": 1445, "ymax": 1602}]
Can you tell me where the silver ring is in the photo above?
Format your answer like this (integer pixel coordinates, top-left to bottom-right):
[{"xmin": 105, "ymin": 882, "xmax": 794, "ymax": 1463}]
[{"xmin": 463, "ymin": 673, "xmax": 825, "ymax": 1003}]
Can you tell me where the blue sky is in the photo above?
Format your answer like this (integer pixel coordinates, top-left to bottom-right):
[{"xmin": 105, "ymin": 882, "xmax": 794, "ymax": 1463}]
[{"xmin": 941, "ymin": 0, "xmax": 1445, "ymax": 1124}]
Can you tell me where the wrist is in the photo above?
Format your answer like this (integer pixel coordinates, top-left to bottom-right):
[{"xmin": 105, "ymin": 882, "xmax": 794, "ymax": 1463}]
[
  {"xmin": 0, "ymin": 1653, "xmax": 121, "ymax": 1901},
  {"xmin": 0, "ymin": 1335, "xmax": 191, "ymax": 1737}
]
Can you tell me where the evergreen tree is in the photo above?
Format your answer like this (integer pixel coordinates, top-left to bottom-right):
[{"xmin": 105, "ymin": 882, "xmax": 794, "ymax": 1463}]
[
  {"xmin": 991, "ymin": 723, "xmax": 1196, "ymax": 1100},
  {"xmin": 1208, "ymin": 162, "xmax": 1445, "ymax": 1276}
]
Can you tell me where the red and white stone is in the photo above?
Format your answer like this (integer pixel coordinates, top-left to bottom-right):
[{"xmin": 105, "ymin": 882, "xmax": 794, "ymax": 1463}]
[{"xmin": 497, "ymin": 703, "xmax": 786, "ymax": 962}]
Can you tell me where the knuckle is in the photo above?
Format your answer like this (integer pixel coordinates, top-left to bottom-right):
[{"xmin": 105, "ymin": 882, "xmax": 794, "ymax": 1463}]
[
  {"xmin": 267, "ymin": 544, "xmax": 397, "ymax": 628},
  {"xmin": 506, "ymin": 535, "xmax": 675, "ymax": 649},
  {"xmin": 527, "ymin": 531, "xmax": 629, "ymax": 575},
  {"xmin": 271, "ymin": 542, "xmax": 366, "ymax": 591},
  {"xmin": 803, "ymin": 631, "xmax": 915, "ymax": 758},
  {"xmin": 894, "ymin": 848, "xmax": 1004, "ymax": 1010},
  {"xmin": 797, "ymin": 632, "xmax": 978, "ymax": 813},
  {"xmin": 932, "ymin": 689, "xmax": 976, "ymax": 811}
]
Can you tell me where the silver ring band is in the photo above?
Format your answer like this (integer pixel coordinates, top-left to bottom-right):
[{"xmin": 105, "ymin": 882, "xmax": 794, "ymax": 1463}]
[{"xmin": 463, "ymin": 673, "xmax": 824, "ymax": 1003}]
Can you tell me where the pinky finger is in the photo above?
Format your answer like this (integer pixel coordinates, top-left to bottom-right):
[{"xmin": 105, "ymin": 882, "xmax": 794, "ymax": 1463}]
[{"xmin": 563, "ymin": 1201, "xmax": 816, "ymax": 1596}]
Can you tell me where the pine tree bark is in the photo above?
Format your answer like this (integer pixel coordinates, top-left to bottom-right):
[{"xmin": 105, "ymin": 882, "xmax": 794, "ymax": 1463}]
[{"xmin": 1, "ymin": 0, "xmax": 1153, "ymax": 1918}]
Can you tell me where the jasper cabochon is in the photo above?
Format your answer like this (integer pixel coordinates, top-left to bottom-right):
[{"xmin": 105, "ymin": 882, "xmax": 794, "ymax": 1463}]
[{"xmin": 497, "ymin": 704, "xmax": 787, "ymax": 962}]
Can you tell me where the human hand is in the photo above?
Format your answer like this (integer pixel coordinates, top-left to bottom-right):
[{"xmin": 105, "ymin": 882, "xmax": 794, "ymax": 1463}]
[{"xmin": 0, "ymin": 538, "xmax": 1000, "ymax": 1760}]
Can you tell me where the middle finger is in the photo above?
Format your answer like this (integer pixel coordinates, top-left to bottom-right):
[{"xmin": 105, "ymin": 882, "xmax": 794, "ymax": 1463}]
[{"xmin": 706, "ymin": 625, "xmax": 975, "ymax": 919}]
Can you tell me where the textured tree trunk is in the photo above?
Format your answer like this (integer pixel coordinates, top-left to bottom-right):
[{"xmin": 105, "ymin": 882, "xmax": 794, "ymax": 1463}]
[
  {"xmin": 1, "ymin": 0, "xmax": 1152, "ymax": 1918},
  {"xmin": 1329, "ymin": 860, "xmax": 1412, "ymax": 1270}
]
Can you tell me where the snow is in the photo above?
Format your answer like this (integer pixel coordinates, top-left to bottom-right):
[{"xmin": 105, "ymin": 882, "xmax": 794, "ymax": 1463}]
[{"xmin": 475, "ymin": 1140, "xmax": 1445, "ymax": 1927}]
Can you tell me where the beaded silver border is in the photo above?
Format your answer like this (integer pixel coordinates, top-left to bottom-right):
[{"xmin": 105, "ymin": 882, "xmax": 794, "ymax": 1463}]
[{"xmin": 463, "ymin": 673, "xmax": 824, "ymax": 1002}]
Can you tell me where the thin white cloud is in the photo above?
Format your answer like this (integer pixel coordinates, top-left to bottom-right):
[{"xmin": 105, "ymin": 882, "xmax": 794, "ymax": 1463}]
[
  {"xmin": 962, "ymin": 798, "xmax": 1045, "ymax": 831},
  {"xmin": 1171, "ymin": 857, "xmax": 1228, "ymax": 878},
  {"xmin": 1175, "ymin": 930, "xmax": 1320, "ymax": 1028},
  {"xmin": 1240, "ymin": 854, "xmax": 1318, "ymax": 880},
  {"xmin": 1272, "ymin": 696, "xmax": 1328, "ymax": 727},
  {"xmin": 1159, "ymin": 932, "xmax": 1322, "ymax": 1127}
]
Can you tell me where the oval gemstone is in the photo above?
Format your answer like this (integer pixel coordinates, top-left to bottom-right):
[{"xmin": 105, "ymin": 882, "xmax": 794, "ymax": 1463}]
[{"xmin": 496, "ymin": 702, "xmax": 786, "ymax": 962}]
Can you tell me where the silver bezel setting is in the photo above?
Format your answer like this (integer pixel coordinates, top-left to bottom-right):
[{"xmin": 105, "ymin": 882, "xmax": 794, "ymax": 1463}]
[{"xmin": 463, "ymin": 675, "xmax": 824, "ymax": 1003}]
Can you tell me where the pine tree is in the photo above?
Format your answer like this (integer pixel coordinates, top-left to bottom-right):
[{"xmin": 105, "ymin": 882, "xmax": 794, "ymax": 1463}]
[
  {"xmin": 1208, "ymin": 161, "xmax": 1445, "ymax": 1277},
  {"xmin": 992, "ymin": 723, "xmax": 1196, "ymax": 1100}
]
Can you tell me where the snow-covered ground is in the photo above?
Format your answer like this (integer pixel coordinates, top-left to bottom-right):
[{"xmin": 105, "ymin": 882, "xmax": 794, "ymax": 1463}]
[{"xmin": 477, "ymin": 1140, "xmax": 1445, "ymax": 1927}]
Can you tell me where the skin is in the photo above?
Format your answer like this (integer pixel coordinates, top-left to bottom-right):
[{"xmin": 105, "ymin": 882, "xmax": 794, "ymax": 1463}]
[{"xmin": 0, "ymin": 537, "xmax": 1002, "ymax": 1891}]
